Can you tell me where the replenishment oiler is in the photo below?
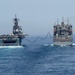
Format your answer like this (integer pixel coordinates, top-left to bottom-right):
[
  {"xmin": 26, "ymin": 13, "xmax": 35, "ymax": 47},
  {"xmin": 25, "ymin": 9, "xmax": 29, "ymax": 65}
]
[
  {"xmin": 53, "ymin": 18, "xmax": 73, "ymax": 46},
  {"xmin": 0, "ymin": 15, "xmax": 26, "ymax": 46}
]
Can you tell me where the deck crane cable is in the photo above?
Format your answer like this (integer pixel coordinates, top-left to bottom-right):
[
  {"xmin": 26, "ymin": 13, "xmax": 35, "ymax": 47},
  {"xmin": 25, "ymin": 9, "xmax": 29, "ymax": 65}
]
[{"xmin": 26, "ymin": 32, "xmax": 53, "ymax": 43}]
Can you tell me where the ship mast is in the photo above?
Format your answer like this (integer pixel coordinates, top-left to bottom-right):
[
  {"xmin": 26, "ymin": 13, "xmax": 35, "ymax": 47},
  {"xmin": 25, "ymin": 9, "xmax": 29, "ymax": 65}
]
[
  {"xmin": 14, "ymin": 14, "xmax": 19, "ymax": 26},
  {"xmin": 61, "ymin": 17, "xmax": 64, "ymax": 26},
  {"xmin": 57, "ymin": 18, "xmax": 59, "ymax": 25}
]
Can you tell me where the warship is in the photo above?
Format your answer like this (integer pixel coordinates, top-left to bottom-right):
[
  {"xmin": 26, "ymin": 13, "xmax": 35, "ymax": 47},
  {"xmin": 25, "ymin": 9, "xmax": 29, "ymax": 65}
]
[
  {"xmin": 0, "ymin": 15, "xmax": 26, "ymax": 46},
  {"xmin": 53, "ymin": 18, "xmax": 73, "ymax": 46}
]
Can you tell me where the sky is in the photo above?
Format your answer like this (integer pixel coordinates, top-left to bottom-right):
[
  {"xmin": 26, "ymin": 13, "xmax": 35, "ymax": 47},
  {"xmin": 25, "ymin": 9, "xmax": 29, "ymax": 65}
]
[{"xmin": 0, "ymin": 0, "xmax": 75, "ymax": 36}]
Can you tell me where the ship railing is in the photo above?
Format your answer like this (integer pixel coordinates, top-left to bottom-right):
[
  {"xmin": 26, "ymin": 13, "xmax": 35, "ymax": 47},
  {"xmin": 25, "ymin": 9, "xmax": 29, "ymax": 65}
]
[
  {"xmin": 2, "ymin": 37, "xmax": 17, "ymax": 40},
  {"xmin": 0, "ymin": 34, "xmax": 19, "ymax": 39},
  {"xmin": 53, "ymin": 38, "xmax": 72, "ymax": 42}
]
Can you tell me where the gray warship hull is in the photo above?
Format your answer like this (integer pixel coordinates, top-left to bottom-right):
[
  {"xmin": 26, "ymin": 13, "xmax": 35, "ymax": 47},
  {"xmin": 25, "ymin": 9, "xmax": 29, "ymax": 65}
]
[
  {"xmin": 0, "ymin": 40, "xmax": 20, "ymax": 46},
  {"xmin": 54, "ymin": 42, "xmax": 72, "ymax": 46},
  {"xmin": 0, "ymin": 35, "xmax": 22, "ymax": 46}
]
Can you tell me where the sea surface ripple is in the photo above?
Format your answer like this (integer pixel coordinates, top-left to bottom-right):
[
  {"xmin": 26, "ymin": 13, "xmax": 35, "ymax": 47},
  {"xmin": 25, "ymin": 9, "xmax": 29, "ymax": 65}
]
[{"xmin": 0, "ymin": 37, "xmax": 75, "ymax": 75}]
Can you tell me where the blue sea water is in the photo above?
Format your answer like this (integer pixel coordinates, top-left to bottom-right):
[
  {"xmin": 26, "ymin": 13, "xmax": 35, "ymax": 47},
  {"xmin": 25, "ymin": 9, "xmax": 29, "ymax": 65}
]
[{"xmin": 0, "ymin": 36, "xmax": 75, "ymax": 75}]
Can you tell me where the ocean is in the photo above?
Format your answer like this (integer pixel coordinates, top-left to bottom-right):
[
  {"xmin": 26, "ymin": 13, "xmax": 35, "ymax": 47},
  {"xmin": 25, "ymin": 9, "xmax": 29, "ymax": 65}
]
[{"xmin": 0, "ymin": 36, "xmax": 75, "ymax": 75}]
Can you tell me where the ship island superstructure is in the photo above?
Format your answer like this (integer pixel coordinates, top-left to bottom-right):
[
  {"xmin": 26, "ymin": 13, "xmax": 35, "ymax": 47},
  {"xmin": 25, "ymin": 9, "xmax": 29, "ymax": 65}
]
[
  {"xmin": 53, "ymin": 18, "xmax": 73, "ymax": 46},
  {"xmin": 0, "ymin": 15, "xmax": 26, "ymax": 46}
]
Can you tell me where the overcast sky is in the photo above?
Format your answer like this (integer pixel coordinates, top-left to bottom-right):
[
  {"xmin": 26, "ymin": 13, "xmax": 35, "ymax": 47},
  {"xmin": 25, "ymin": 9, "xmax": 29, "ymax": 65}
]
[{"xmin": 0, "ymin": 0, "xmax": 75, "ymax": 36}]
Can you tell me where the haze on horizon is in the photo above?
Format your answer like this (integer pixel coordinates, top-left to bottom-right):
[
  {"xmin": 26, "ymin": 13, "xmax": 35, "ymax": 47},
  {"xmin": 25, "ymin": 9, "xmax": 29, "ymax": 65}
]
[{"xmin": 0, "ymin": 0, "xmax": 75, "ymax": 36}]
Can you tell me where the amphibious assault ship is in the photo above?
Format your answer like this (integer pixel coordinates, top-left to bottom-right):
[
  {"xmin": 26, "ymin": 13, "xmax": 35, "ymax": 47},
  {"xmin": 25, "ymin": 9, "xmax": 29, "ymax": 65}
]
[
  {"xmin": 0, "ymin": 15, "xmax": 26, "ymax": 46},
  {"xmin": 53, "ymin": 18, "xmax": 73, "ymax": 46}
]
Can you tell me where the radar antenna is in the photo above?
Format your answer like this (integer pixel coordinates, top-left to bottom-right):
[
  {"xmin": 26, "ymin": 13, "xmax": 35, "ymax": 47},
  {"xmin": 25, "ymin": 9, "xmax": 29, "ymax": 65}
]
[
  {"xmin": 13, "ymin": 14, "xmax": 19, "ymax": 26},
  {"xmin": 61, "ymin": 17, "xmax": 64, "ymax": 25},
  {"xmin": 62, "ymin": 17, "xmax": 64, "ymax": 22}
]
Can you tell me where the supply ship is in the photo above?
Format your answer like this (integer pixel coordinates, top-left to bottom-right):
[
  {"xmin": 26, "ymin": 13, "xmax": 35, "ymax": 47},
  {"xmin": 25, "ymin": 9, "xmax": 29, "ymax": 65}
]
[
  {"xmin": 53, "ymin": 18, "xmax": 73, "ymax": 46},
  {"xmin": 0, "ymin": 15, "xmax": 26, "ymax": 46}
]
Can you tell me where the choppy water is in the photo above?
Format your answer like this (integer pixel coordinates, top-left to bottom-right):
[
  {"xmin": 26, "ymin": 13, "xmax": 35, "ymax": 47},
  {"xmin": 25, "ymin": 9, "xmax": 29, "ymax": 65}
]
[{"xmin": 0, "ymin": 36, "xmax": 75, "ymax": 75}]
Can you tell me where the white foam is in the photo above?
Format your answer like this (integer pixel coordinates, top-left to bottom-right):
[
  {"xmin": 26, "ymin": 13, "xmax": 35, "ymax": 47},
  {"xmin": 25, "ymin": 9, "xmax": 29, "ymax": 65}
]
[
  {"xmin": 44, "ymin": 44, "xmax": 54, "ymax": 47},
  {"xmin": 50, "ymin": 44, "xmax": 54, "ymax": 46},
  {"xmin": 44, "ymin": 44, "xmax": 49, "ymax": 46},
  {"xmin": 44, "ymin": 43, "xmax": 75, "ymax": 47},
  {"xmin": 73, "ymin": 43, "xmax": 75, "ymax": 46},
  {"xmin": 60, "ymin": 45, "xmax": 66, "ymax": 47},
  {"xmin": 50, "ymin": 43, "xmax": 74, "ymax": 47},
  {"xmin": 0, "ymin": 46, "xmax": 23, "ymax": 48}
]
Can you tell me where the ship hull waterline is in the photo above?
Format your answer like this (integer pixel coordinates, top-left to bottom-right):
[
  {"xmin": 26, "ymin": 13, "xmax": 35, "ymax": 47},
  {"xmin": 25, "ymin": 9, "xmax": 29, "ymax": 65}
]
[{"xmin": 54, "ymin": 42, "xmax": 73, "ymax": 46}]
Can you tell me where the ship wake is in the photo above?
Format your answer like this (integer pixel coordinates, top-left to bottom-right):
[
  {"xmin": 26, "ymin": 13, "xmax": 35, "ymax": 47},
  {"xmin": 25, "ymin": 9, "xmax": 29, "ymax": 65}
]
[
  {"xmin": 0, "ymin": 46, "xmax": 23, "ymax": 48},
  {"xmin": 44, "ymin": 43, "xmax": 75, "ymax": 47}
]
